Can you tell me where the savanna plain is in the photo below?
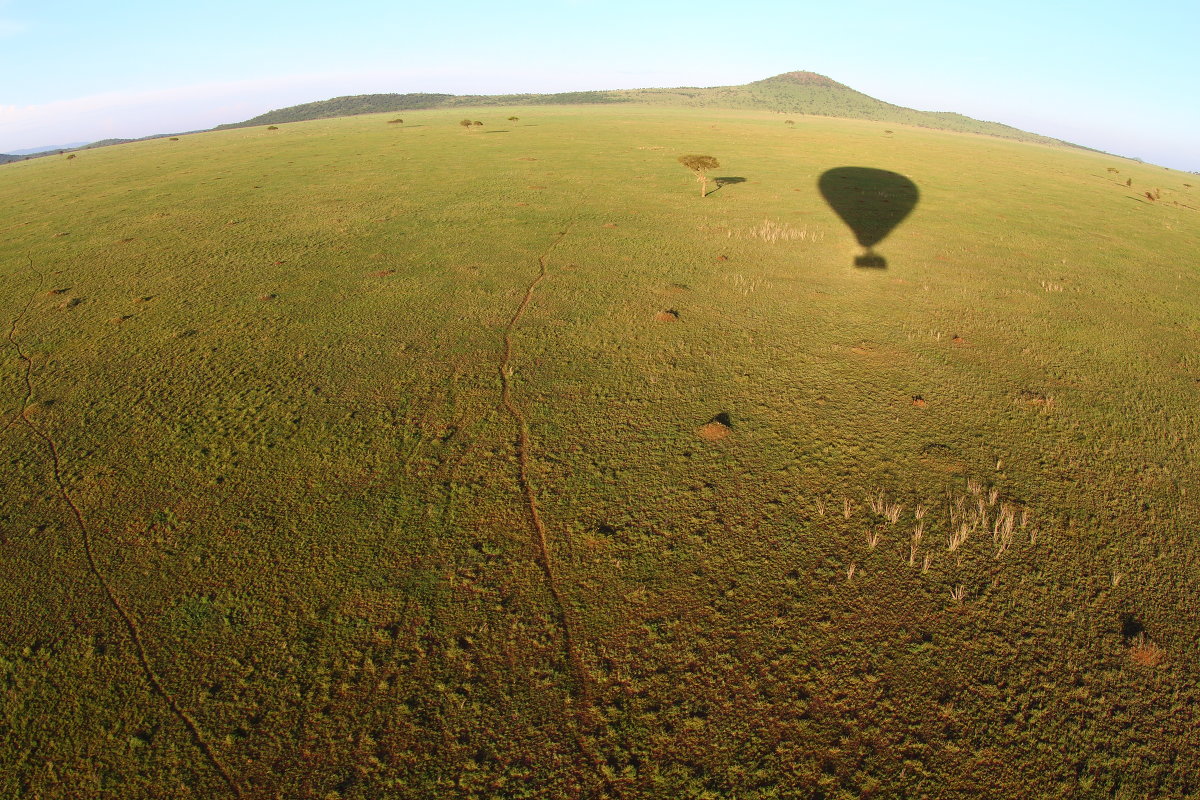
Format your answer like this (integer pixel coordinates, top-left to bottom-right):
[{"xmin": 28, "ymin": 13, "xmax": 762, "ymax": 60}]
[{"xmin": 1, "ymin": 105, "xmax": 1199, "ymax": 799}]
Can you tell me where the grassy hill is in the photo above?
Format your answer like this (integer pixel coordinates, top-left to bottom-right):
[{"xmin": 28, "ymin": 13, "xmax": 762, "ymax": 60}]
[
  {"xmin": 1, "ymin": 105, "xmax": 1198, "ymax": 798},
  {"xmin": 218, "ymin": 71, "xmax": 1084, "ymax": 151}
]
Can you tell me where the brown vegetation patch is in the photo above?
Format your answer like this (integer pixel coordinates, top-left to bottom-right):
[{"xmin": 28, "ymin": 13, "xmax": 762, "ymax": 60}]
[
  {"xmin": 697, "ymin": 422, "xmax": 730, "ymax": 441},
  {"xmin": 665, "ymin": 283, "xmax": 691, "ymax": 294},
  {"xmin": 47, "ymin": 287, "xmax": 70, "ymax": 296},
  {"xmin": 109, "ymin": 315, "xmax": 133, "ymax": 324},
  {"xmin": 1018, "ymin": 390, "xmax": 1054, "ymax": 408},
  {"xmin": 59, "ymin": 297, "xmax": 82, "ymax": 309},
  {"xmin": 120, "ymin": 237, "xmax": 137, "ymax": 243},
  {"xmin": 655, "ymin": 309, "xmax": 680, "ymax": 322},
  {"xmin": 517, "ymin": 157, "xmax": 538, "ymax": 161},
  {"xmin": 603, "ymin": 223, "xmax": 618, "ymax": 228},
  {"xmin": 952, "ymin": 335, "xmax": 965, "ymax": 344},
  {"xmin": 912, "ymin": 395, "xmax": 927, "ymax": 408},
  {"xmin": 851, "ymin": 343, "xmax": 873, "ymax": 355},
  {"xmin": 371, "ymin": 269, "xmax": 396, "ymax": 278},
  {"xmin": 697, "ymin": 412, "xmax": 733, "ymax": 441},
  {"xmin": 515, "ymin": 202, "xmax": 529, "ymax": 206},
  {"xmin": 527, "ymin": 185, "xmax": 546, "ymax": 190},
  {"xmin": 1129, "ymin": 636, "xmax": 1165, "ymax": 667},
  {"xmin": 717, "ymin": 254, "xmax": 729, "ymax": 261},
  {"xmin": 257, "ymin": 293, "xmax": 277, "ymax": 302},
  {"xmin": 133, "ymin": 295, "xmax": 154, "ymax": 303},
  {"xmin": 54, "ymin": 232, "xmax": 70, "ymax": 237}
]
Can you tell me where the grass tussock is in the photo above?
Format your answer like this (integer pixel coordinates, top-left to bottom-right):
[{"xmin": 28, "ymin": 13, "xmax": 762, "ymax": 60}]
[{"xmin": 730, "ymin": 218, "xmax": 825, "ymax": 242}]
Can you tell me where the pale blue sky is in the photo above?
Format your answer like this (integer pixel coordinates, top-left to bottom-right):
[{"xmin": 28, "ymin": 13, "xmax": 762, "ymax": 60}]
[{"xmin": 2, "ymin": 0, "xmax": 1197, "ymax": 170}]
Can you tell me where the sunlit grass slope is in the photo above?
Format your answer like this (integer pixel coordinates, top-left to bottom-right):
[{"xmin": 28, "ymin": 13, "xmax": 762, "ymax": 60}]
[{"xmin": 2, "ymin": 106, "xmax": 1198, "ymax": 798}]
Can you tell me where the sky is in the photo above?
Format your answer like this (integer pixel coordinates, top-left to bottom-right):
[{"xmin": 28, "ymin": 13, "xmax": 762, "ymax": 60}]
[{"xmin": 1, "ymin": 0, "xmax": 1197, "ymax": 171}]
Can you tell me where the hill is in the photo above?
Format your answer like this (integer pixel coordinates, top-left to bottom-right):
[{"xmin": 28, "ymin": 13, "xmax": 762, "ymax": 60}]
[
  {"xmin": 1, "ymin": 105, "xmax": 1197, "ymax": 798},
  {"xmin": 217, "ymin": 71, "xmax": 1084, "ymax": 150}
]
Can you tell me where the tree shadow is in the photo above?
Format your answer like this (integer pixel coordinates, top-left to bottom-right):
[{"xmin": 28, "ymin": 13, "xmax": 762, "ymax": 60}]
[
  {"xmin": 818, "ymin": 167, "xmax": 919, "ymax": 268},
  {"xmin": 709, "ymin": 176, "xmax": 747, "ymax": 194}
]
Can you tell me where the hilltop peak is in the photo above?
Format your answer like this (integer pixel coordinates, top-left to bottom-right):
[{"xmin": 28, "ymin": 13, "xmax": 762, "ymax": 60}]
[{"xmin": 754, "ymin": 71, "xmax": 847, "ymax": 89}]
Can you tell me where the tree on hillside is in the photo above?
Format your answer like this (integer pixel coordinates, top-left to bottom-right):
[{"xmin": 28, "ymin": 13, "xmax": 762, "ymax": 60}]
[
  {"xmin": 460, "ymin": 119, "xmax": 474, "ymax": 130},
  {"xmin": 678, "ymin": 155, "xmax": 720, "ymax": 197}
]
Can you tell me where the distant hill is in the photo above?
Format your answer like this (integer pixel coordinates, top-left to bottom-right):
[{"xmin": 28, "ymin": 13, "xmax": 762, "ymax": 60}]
[
  {"xmin": 212, "ymin": 90, "xmax": 624, "ymax": 129},
  {"xmin": 0, "ymin": 71, "xmax": 1097, "ymax": 166},
  {"xmin": 7, "ymin": 141, "xmax": 90, "ymax": 155},
  {"xmin": 217, "ymin": 71, "xmax": 1087, "ymax": 151}
]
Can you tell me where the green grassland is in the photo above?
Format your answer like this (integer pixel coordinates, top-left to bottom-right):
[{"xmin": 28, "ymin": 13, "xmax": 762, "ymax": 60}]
[{"xmin": 2, "ymin": 105, "xmax": 1199, "ymax": 798}]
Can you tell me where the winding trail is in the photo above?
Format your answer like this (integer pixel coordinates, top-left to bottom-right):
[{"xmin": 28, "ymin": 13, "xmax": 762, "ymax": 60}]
[
  {"xmin": 497, "ymin": 227, "xmax": 623, "ymax": 797},
  {"xmin": 4, "ymin": 265, "xmax": 243, "ymax": 798},
  {"xmin": 497, "ymin": 227, "xmax": 590, "ymax": 693},
  {"xmin": 1, "ymin": 260, "xmax": 42, "ymax": 436}
]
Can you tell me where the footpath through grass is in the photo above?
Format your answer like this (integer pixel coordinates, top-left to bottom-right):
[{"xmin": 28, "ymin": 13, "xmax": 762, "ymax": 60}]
[{"xmin": 1, "ymin": 105, "xmax": 1198, "ymax": 798}]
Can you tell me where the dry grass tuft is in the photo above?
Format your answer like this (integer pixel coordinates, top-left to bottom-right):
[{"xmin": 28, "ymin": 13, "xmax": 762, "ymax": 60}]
[{"xmin": 732, "ymin": 219, "xmax": 824, "ymax": 243}]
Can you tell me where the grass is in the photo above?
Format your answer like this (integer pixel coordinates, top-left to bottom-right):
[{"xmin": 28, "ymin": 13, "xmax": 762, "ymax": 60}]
[{"xmin": 1, "ymin": 104, "xmax": 1199, "ymax": 798}]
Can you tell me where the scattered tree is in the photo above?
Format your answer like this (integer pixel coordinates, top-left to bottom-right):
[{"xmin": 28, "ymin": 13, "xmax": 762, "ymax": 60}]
[
  {"xmin": 1126, "ymin": 178, "xmax": 1132, "ymax": 187},
  {"xmin": 785, "ymin": 120, "xmax": 795, "ymax": 125},
  {"xmin": 388, "ymin": 118, "xmax": 404, "ymax": 124},
  {"xmin": 66, "ymin": 154, "xmax": 76, "ymax": 160},
  {"xmin": 678, "ymin": 154, "xmax": 720, "ymax": 197},
  {"xmin": 508, "ymin": 116, "xmax": 519, "ymax": 121},
  {"xmin": 460, "ymin": 119, "xmax": 474, "ymax": 129},
  {"xmin": 267, "ymin": 125, "xmax": 279, "ymax": 130},
  {"xmin": 473, "ymin": 121, "xmax": 483, "ymax": 127}
]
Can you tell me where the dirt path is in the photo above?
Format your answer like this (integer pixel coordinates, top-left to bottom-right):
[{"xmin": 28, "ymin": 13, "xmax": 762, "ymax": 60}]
[{"xmin": 496, "ymin": 227, "xmax": 624, "ymax": 796}]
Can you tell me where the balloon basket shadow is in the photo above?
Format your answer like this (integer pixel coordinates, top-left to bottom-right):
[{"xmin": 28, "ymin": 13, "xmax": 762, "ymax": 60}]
[{"xmin": 855, "ymin": 251, "xmax": 887, "ymax": 268}]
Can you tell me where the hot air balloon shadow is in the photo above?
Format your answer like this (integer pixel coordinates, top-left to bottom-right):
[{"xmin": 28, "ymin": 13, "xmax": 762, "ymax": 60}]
[{"xmin": 818, "ymin": 167, "xmax": 919, "ymax": 268}]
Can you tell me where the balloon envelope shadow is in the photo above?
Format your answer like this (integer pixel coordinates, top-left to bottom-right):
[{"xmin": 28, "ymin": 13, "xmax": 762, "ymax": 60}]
[{"xmin": 818, "ymin": 167, "xmax": 919, "ymax": 268}]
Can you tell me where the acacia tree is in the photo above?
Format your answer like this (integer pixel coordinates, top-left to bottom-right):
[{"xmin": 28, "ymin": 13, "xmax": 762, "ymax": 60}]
[
  {"xmin": 460, "ymin": 119, "xmax": 474, "ymax": 130},
  {"xmin": 678, "ymin": 154, "xmax": 720, "ymax": 197}
]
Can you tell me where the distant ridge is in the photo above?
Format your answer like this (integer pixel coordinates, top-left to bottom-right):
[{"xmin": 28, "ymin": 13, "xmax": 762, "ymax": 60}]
[
  {"xmin": 0, "ymin": 71, "xmax": 1097, "ymax": 164},
  {"xmin": 216, "ymin": 70, "xmax": 1089, "ymax": 151}
]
